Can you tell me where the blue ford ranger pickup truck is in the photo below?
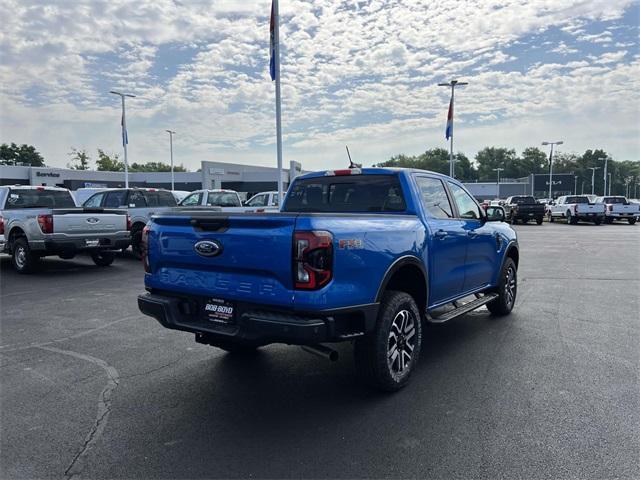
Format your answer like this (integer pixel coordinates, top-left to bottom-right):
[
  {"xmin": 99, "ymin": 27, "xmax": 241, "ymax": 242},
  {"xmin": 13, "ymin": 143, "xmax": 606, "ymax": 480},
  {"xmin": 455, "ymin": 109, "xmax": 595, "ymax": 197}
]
[{"xmin": 138, "ymin": 168, "xmax": 518, "ymax": 391}]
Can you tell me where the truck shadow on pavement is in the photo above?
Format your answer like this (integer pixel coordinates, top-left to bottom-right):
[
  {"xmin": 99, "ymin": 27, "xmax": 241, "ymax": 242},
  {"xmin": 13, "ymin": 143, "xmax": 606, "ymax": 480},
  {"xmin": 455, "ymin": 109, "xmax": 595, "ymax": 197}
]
[{"xmin": 0, "ymin": 253, "xmax": 139, "ymax": 277}]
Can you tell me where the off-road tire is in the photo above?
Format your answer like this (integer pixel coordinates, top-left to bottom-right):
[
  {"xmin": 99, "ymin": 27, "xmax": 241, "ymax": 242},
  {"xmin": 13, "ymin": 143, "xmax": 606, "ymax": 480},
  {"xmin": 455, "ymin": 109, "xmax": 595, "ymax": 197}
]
[
  {"xmin": 487, "ymin": 257, "xmax": 517, "ymax": 316},
  {"xmin": 354, "ymin": 290, "xmax": 422, "ymax": 392},
  {"xmin": 91, "ymin": 251, "xmax": 115, "ymax": 267},
  {"xmin": 11, "ymin": 238, "xmax": 39, "ymax": 274}
]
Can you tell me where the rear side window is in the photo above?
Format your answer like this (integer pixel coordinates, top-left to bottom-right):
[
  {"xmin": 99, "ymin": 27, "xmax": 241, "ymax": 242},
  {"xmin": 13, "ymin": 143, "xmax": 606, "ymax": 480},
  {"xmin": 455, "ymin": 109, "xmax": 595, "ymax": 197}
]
[
  {"xmin": 283, "ymin": 175, "xmax": 406, "ymax": 213},
  {"xmin": 415, "ymin": 177, "xmax": 453, "ymax": 219},
  {"xmin": 4, "ymin": 189, "xmax": 76, "ymax": 209},
  {"xmin": 129, "ymin": 191, "xmax": 147, "ymax": 207},
  {"xmin": 143, "ymin": 191, "xmax": 177, "ymax": 207}
]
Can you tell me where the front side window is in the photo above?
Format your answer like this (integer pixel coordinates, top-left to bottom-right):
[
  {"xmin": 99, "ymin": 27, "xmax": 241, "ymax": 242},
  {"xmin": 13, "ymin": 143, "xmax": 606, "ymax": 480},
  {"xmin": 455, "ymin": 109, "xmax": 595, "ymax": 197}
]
[
  {"xmin": 158, "ymin": 191, "xmax": 177, "ymax": 206},
  {"xmin": 129, "ymin": 191, "xmax": 147, "ymax": 207},
  {"xmin": 246, "ymin": 194, "xmax": 266, "ymax": 207},
  {"xmin": 415, "ymin": 177, "xmax": 453, "ymax": 219},
  {"xmin": 448, "ymin": 182, "xmax": 482, "ymax": 220},
  {"xmin": 206, "ymin": 192, "xmax": 241, "ymax": 207},
  {"xmin": 180, "ymin": 192, "xmax": 202, "ymax": 206},
  {"xmin": 84, "ymin": 192, "xmax": 105, "ymax": 208}
]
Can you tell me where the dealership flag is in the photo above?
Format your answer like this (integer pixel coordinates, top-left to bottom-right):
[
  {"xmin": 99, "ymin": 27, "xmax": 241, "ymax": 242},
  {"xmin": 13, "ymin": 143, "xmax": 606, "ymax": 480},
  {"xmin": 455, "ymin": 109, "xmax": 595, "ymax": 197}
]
[
  {"xmin": 269, "ymin": 1, "xmax": 276, "ymax": 81},
  {"xmin": 445, "ymin": 96, "xmax": 453, "ymax": 140},
  {"xmin": 121, "ymin": 111, "xmax": 128, "ymax": 146}
]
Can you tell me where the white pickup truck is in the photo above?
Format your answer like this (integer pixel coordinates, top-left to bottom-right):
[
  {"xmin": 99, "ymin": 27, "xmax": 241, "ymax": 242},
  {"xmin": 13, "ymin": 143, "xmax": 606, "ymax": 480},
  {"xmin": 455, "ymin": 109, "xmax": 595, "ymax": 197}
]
[
  {"xmin": 595, "ymin": 196, "xmax": 639, "ymax": 225},
  {"xmin": 547, "ymin": 195, "xmax": 606, "ymax": 225},
  {"xmin": 0, "ymin": 186, "xmax": 130, "ymax": 273}
]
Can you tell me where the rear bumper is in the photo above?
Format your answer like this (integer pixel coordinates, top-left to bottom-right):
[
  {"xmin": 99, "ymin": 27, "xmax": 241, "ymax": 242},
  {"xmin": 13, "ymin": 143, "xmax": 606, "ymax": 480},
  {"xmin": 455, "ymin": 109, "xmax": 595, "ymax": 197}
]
[
  {"xmin": 31, "ymin": 232, "xmax": 130, "ymax": 254},
  {"xmin": 138, "ymin": 291, "xmax": 379, "ymax": 346},
  {"xmin": 605, "ymin": 212, "xmax": 638, "ymax": 217}
]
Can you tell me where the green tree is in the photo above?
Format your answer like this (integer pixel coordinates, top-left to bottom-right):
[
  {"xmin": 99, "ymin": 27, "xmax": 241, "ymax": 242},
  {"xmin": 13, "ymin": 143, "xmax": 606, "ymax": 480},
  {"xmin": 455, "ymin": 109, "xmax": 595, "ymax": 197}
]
[
  {"xmin": 519, "ymin": 147, "xmax": 548, "ymax": 176},
  {"xmin": 0, "ymin": 143, "xmax": 45, "ymax": 166},
  {"xmin": 474, "ymin": 147, "xmax": 518, "ymax": 181},
  {"xmin": 95, "ymin": 149, "xmax": 124, "ymax": 171},
  {"xmin": 375, "ymin": 148, "xmax": 476, "ymax": 181},
  {"xmin": 68, "ymin": 148, "xmax": 91, "ymax": 170},
  {"xmin": 129, "ymin": 162, "xmax": 187, "ymax": 172}
]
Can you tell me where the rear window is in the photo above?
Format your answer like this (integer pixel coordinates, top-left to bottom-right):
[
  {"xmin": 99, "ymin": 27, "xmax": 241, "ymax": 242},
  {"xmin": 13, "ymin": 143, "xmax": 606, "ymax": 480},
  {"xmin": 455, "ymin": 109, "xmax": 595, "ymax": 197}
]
[
  {"xmin": 4, "ymin": 189, "xmax": 76, "ymax": 209},
  {"xmin": 206, "ymin": 192, "xmax": 241, "ymax": 207},
  {"xmin": 603, "ymin": 197, "xmax": 627, "ymax": 204},
  {"xmin": 283, "ymin": 175, "xmax": 406, "ymax": 213},
  {"xmin": 511, "ymin": 196, "xmax": 536, "ymax": 204},
  {"xmin": 566, "ymin": 196, "xmax": 588, "ymax": 204}
]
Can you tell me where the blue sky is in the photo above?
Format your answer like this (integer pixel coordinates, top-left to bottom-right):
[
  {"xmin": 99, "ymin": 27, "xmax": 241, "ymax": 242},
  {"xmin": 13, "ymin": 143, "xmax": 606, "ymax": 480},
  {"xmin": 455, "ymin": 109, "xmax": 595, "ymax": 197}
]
[{"xmin": 1, "ymin": 0, "xmax": 638, "ymax": 171}]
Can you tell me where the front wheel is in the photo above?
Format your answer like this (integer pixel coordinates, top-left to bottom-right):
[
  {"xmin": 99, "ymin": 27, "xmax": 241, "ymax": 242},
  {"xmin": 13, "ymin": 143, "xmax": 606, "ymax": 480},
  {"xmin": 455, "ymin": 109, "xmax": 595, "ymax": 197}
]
[
  {"xmin": 536, "ymin": 216, "xmax": 544, "ymax": 225},
  {"xmin": 548, "ymin": 213, "xmax": 555, "ymax": 223},
  {"xmin": 354, "ymin": 290, "xmax": 422, "ymax": 391},
  {"xmin": 91, "ymin": 251, "xmax": 115, "ymax": 267},
  {"xmin": 629, "ymin": 218, "xmax": 637, "ymax": 225},
  {"xmin": 12, "ymin": 238, "xmax": 39, "ymax": 274},
  {"xmin": 594, "ymin": 218, "xmax": 602, "ymax": 225},
  {"xmin": 487, "ymin": 257, "xmax": 517, "ymax": 316}
]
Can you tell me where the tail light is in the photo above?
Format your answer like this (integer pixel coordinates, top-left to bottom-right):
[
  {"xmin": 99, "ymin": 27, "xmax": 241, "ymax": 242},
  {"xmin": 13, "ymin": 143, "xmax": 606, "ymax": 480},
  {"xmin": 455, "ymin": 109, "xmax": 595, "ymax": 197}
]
[
  {"xmin": 0, "ymin": 216, "xmax": 4, "ymax": 235},
  {"xmin": 574, "ymin": 205, "xmax": 578, "ymax": 214},
  {"xmin": 293, "ymin": 231, "xmax": 333, "ymax": 290},
  {"xmin": 141, "ymin": 225, "xmax": 150, "ymax": 273},
  {"xmin": 608, "ymin": 205, "xmax": 613, "ymax": 212},
  {"xmin": 126, "ymin": 214, "xmax": 132, "ymax": 231},
  {"xmin": 37, "ymin": 214, "xmax": 54, "ymax": 234}
]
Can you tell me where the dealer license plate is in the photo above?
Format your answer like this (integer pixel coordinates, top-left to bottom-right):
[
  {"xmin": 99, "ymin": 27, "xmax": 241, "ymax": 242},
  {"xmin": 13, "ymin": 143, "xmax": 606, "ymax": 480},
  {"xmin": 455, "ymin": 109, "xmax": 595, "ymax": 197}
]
[
  {"xmin": 203, "ymin": 298, "xmax": 236, "ymax": 324},
  {"xmin": 85, "ymin": 239, "xmax": 100, "ymax": 247}
]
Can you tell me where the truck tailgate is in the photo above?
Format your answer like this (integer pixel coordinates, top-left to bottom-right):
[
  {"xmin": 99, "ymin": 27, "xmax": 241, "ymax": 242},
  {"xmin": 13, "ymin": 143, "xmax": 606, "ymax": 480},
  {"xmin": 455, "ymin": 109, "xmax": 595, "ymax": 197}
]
[
  {"xmin": 52, "ymin": 208, "xmax": 128, "ymax": 235},
  {"xmin": 146, "ymin": 213, "xmax": 297, "ymax": 305}
]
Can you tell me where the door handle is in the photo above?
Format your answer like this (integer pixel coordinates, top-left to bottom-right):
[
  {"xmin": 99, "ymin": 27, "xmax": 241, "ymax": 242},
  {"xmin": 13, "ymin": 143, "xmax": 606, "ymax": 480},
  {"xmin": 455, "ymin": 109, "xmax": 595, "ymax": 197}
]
[
  {"xmin": 434, "ymin": 230, "xmax": 448, "ymax": 239},
  {"xmin": 467, "ymin": 230, "xmax": 478, "ymax": 238}
]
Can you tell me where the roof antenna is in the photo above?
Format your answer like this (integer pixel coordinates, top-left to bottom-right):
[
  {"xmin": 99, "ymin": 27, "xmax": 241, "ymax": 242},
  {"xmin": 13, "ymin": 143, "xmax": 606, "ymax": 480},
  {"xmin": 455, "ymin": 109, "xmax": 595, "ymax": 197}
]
[{"xmin": 346, "ymin": 145, "xmax": 361, "ymax": 169}]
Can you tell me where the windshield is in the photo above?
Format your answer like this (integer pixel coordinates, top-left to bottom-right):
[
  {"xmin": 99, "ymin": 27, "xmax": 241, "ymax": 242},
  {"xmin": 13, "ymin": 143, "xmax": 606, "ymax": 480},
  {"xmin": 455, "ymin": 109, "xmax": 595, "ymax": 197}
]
[
  {"xmin": 283, "ymin": 174, "xmax": 406, "ymax": 213},
  {"xmin": 5, "ymin": 189, "xmax": 76, "ymax": 209},
  {"xmin": 206, "ymin": 192, "xmax": 241, "ymax": 207}
]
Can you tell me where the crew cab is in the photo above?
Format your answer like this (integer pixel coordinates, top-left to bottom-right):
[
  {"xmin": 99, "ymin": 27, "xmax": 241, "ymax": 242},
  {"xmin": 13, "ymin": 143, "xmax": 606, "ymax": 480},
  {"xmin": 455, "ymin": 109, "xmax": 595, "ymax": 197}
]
[
  {"xmin": 138, "ymin": 168, "xmax": 519, "ymax": 391},
  {"xmin": 547, "ymin": 195, "xmax": 605, "ymax": 225},
  {"xmin": 504, "ymin": 196, "xmax": 545, "ymax": 225},
  {"xmin": 179, "ymin": 189, "xmax": 246, "ymax": 211},
  {"xmin": 0, "ymin": 186, "xmax": 130, "ymax": 273},
  {"xmin": 595, "ymin": 196, "xmax": 638, "ymax": 224},
  {"xmin": 83, "ymin": 188, "xmax": 177, "ymax": 257}
]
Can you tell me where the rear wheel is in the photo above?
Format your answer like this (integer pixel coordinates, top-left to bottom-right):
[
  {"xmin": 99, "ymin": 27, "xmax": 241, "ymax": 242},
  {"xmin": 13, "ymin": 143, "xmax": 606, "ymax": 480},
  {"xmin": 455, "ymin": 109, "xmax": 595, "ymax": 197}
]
[
  {"xmin": 487, "ymin": 257, "xmax": 517, "ymax": 316},
  {"xmin": 548, "ymin": 212, "xmax": 555, "ymax": 223},
  {"xmin": 605, "ymin": 217, "xmax": 613, "ymax": 224},
  {"xmin": 629, "ymin": 217, "xmax": 637, "ymax": 225},
  {"xmin": 12, "ymin": 238, "xmax": 39, "ymax": 274},
  {"xmin": 567, "ymin": 210, "xmax": 577, "ymax": 225},
  {"xmin": 594, "ymin": 217, "xmax": 602, "ymax": 225},
  {"xmin": 130, "ymin": 225, "xmax": 144, "ymax": 260},
  {"xmin": 91, "ymin": 251, "xmax": 115, "ymax": 267},
  {"xmin": 510, "ymin": 216, "xmax": 518, "ymax": 225},
  {"xmin": 354, "ymin": 290, "xmax": 422, "ymax": 391},
  {"xmin": 536, "ymin": 216, "xmax": 543, "ymax": 225}
]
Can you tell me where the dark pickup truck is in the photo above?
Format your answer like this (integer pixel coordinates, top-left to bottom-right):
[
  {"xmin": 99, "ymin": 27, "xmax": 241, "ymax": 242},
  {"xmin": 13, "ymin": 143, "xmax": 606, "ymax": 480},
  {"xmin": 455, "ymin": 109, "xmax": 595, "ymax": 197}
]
[{"xmin": 504, "ymin": 196, "xmax": 545, "ymax": 225}]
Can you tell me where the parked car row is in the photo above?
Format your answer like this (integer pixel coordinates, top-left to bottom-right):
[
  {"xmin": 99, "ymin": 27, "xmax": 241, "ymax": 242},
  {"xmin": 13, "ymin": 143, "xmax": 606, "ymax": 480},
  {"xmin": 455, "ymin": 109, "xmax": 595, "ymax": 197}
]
[
  {"xmin": 482, "ymin": 195, "xmax": 638, "ymax": 225},
  {"xmin": 1, "ymin": 185, "xmax": 281, "ymax": 272}
]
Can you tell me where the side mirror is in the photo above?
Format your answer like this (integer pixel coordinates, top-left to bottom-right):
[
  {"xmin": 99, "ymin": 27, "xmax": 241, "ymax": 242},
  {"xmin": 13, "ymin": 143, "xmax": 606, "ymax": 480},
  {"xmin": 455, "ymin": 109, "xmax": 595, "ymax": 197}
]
[{"xmin": 485, "ymin": 206, "xmax": 505, "ymax": 222}]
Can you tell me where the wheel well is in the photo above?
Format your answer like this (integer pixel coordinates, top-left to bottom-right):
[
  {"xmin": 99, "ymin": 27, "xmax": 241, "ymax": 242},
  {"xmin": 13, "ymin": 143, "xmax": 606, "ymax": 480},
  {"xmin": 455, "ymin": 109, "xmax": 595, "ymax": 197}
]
[
  {"xmin": 8, "ymin": 227, "xmax": 26, "ymax": 242},
  {"xmin": 382, "ymin": 264, "xmax": 427, "ymax": 312},
  {"xmin": 132, "ymin": 222, "xmax": 146, "ymax": 233},
  {"xmin": 506, "ymin": 245, "xmax": 519, "ymax": 268}
]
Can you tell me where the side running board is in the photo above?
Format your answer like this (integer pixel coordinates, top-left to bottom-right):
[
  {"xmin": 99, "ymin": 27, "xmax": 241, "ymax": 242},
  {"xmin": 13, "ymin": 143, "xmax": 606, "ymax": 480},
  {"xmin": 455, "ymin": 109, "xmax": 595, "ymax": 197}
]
[{"xmin": 427, "ymin": 293, "xmax": 499, "ymax": 324}]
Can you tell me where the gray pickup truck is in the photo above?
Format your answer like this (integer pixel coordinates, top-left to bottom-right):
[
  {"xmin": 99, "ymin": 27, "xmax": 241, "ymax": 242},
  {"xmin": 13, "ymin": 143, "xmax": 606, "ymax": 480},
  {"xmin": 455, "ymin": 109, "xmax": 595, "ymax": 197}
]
[
  {"xmin": 82, "ymin": 188, "xmax": 177, "ymax": 257},
  {"xmin": 0, "ymin": 186, "xmax": 130, "ymax": 273}
]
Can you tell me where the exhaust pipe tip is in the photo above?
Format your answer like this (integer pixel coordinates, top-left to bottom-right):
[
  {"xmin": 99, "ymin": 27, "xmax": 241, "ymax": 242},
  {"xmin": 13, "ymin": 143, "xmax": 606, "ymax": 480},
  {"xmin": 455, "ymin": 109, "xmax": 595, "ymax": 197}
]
[{"xmin": 301, "ymin": 344, "xmax": 339, "ymax": 362}]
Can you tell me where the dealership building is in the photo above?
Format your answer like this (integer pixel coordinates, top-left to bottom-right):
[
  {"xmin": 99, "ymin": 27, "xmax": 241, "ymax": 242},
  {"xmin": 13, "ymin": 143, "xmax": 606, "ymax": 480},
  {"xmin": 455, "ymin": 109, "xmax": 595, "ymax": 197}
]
[{"xmin": 1, "ymin": 163, "xmax": 575, "ymax": 200}]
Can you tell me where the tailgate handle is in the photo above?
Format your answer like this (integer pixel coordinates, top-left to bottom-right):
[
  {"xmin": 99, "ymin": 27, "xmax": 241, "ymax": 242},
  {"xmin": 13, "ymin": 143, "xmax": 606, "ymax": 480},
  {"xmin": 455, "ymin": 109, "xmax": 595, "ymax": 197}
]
[{"xmin": 190, "ymin": 218, "xmax": 229, "ymax": 232}]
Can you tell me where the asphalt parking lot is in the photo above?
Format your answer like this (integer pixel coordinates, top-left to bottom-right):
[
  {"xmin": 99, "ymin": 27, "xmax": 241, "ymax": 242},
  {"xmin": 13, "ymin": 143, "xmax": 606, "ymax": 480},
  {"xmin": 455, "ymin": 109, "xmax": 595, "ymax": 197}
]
[{"xmin": 1, "ymin": 222, "xmax": 639, "ymax": 479}]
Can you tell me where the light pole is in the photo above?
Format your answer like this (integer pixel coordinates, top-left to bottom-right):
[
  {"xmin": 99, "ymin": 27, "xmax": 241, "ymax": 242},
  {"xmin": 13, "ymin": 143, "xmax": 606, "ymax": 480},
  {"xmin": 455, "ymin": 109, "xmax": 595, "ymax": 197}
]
[
  {"xmin": 574, "ymin": 175, "xmax": 578, "ymax": 195},
  {"xmin": 588, "ymin": 167, "xmax": 599, "ymax": 195},
  {"xmin": 493, "ymin": 167, "xmax": 504, "ymax": 199},
  {"xmin": 608, "ymin": 173, "xmax": 612, "ymax": 196},
  {"xmin": 542, "ymin": 141, "xmax": 563, "ymax": 200},
  {"xmin": 438, "ymin": 79, "xmax": 468, "ymax": 178},
  {"xmin": 166, "ymin": 130, "xmax": 176, "ymax": 191},
  {"xmin": 110, "ymin": 90, "xmax": 135, "ymax": 188},
  {"xmin": 599, "ymin": 156, "xmax": 608, "ymax": 197}
]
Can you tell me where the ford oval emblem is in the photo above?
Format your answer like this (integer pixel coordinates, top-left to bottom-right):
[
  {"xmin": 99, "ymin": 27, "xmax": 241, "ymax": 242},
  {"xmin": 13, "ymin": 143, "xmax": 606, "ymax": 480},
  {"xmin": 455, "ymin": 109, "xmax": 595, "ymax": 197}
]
[
  {"xmin": 86, "ymin": 217, "xmax": 100, "ymax": 224},
  {"xmin": 194, "ymin": 240, "xmax": 222, "ymax": 257}
]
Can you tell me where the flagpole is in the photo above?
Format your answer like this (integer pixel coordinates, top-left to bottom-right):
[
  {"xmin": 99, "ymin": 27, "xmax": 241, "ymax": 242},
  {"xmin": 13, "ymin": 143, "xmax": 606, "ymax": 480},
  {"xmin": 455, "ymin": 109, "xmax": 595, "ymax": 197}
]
[
  {"xmin": 273, "ymin": 0, "xmax": 284, "ymax": 206},
  {"xmin": 110, "ymin": 90, "xmax": 135, "ymax": 188},
  {"xmin": 438, "ymin": 80, "xmax": 467, "ymax": 179}
]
